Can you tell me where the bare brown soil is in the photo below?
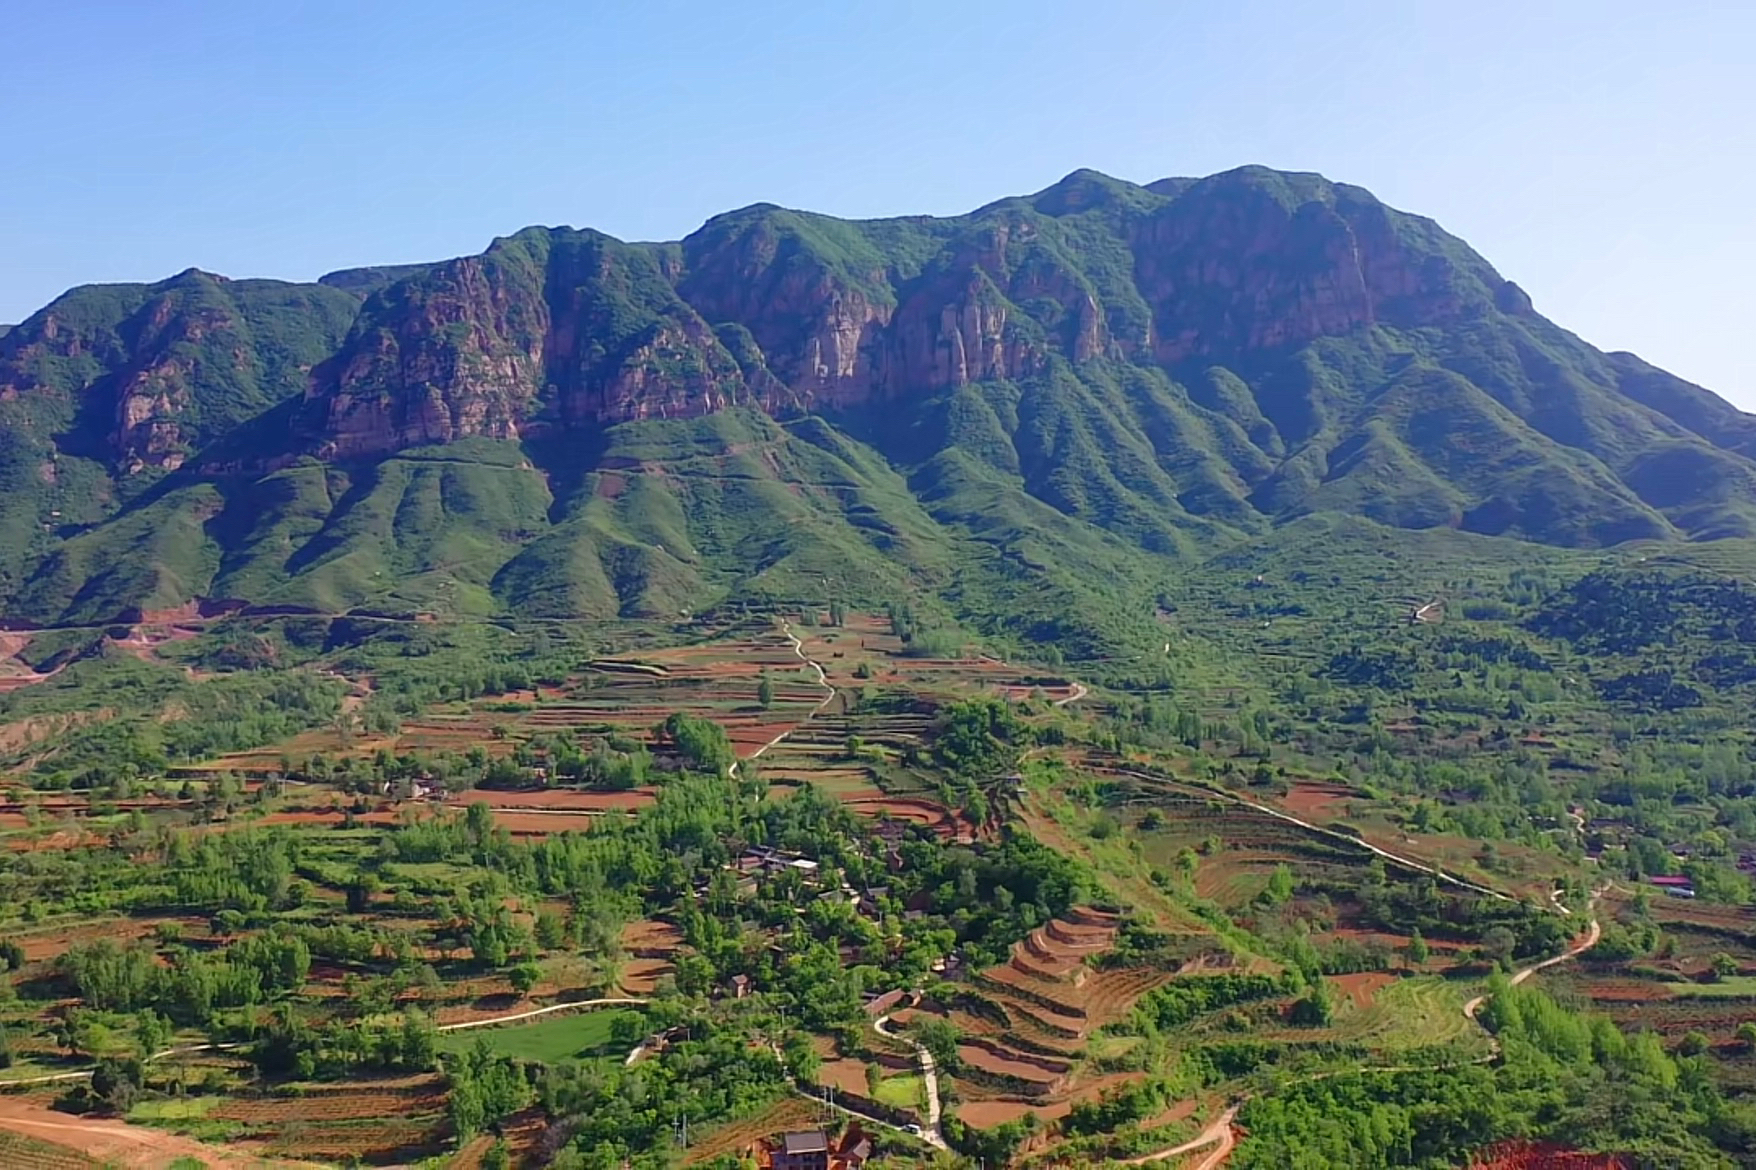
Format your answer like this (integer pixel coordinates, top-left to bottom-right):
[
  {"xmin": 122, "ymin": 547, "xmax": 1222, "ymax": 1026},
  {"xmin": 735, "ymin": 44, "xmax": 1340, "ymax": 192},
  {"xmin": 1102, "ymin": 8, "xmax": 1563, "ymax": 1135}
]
[
  {"xmin": 447, "ymin": 787, "xmax": 656, "ymax": 811},
  {"xmin": 0, "ymin": 1098, "xmax": 271, "ymax": 1169},
  {"xmin": 1332, "ymin": 969, "xmax": 1397, "ymax": 1007},
  {"xmin": 685, "ymin": 1097, "xmax": 822, "ymax": 1167}
]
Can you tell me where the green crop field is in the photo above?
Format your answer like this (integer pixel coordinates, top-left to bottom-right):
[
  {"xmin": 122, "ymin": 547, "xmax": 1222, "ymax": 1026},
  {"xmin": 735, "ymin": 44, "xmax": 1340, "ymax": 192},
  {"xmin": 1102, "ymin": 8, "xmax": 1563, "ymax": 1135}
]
[{"xmin": 436, "ymin": 1010, "xmax": 636, "ymax": 1064}]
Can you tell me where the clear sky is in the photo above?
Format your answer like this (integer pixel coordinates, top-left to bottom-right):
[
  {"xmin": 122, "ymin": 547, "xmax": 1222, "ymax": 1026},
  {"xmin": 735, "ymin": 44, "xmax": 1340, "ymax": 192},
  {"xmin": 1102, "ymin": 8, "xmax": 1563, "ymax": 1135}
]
[{"xmin": 3, "ymin": 0, "xmax": 1751, "ymax": 405}]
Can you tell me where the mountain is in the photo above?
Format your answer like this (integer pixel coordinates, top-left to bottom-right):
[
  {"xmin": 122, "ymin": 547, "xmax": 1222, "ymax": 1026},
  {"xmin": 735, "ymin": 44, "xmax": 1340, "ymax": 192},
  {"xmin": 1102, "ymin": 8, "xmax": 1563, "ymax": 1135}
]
[{"xmin": 1, "ymin": 165, "xmax": 1751, "ymax": 647}]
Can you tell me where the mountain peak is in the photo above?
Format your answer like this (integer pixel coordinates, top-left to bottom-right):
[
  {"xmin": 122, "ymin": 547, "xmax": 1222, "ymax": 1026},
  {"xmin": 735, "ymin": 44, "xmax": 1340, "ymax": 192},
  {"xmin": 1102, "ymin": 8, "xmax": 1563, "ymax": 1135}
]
[
  {"xmin": 1, "ymin": 166, "xmax": 1752, "ymax": 627},
  {"xmin": 1028, "ymin": 168, "xmax": 1159, "ymax": 216}
]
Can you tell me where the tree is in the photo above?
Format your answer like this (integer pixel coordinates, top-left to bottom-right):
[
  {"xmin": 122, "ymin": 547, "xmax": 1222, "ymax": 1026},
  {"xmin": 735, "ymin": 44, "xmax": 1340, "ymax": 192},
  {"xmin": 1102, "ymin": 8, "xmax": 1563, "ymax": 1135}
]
[
  {"xmin": 91, "ymin": 1058, "xmax": 143, "ymax": 1114},
  {"xmin": 1263, "ymin": 864, "xmax": 1295, "ymax": 906},
  {"xmin": 1481, "ymin": 926, "xmax": 1518, "ymax": 966},
  {"xmin": 910, "ymin": 1017, "xmax": 962, "ymax": 1073},
  {"xmin": 509, "ymin": 961, "xmax": 542, "ymax": 998},
  {"xmin": 610, "ymin": 1011, "xmax": 646, "ymax": 1048},
  {"xmin": 1289, "ymin": 980, "xmax": 1335, "ymax": 1027},
  {"xmin": 534, "ymin": 910, "xmax": 566, "ymax": 952},
  {"xmin": 1405, "ymin": 929, "xmax": 1430, "ymax": 968},
  {"xmin": 136, "ymin": 1011, "xmax": 171, "ymax": 1060},
  {"xmin": 757, "ymin": 673, "xmax": 775, "ymax": 710},
  {"xmin": 1736, "ymin": 1021, "xmax": 1756, "ymax": 1051},
  {"xmin": 1710, "ymin": 953, "xmax": 1740, "ymax": 982},
  {"xmin": 345, "ymin": 873, "xmax": 380, "ymax": 914}
]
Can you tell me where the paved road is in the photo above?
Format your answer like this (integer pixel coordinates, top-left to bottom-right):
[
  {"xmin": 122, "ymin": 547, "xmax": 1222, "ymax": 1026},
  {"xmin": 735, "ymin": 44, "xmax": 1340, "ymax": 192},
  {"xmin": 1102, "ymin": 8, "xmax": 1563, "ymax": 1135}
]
[{"xmin": 873, "ymin": 1012, "xmax": 945, "ymax": 1148}]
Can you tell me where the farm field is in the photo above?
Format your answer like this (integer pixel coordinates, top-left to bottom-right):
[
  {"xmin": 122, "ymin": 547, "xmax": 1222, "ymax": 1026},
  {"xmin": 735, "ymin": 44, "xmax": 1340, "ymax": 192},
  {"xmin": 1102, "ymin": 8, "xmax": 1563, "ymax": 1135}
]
[
  {"xmin": 682, "ymin": 1097, "xmax": 827, "ymax": 1167},
  {"xmin": 435, "ymin": 1009, "xmax": 635, "ymax": 1064},
  {"xmin": 0, "ymin": 1127, "xmax": 96, "ymax": 1170},
  {"xmin": 0, "ymin": 593, "xmax": 1731, "ymax": 1169}
]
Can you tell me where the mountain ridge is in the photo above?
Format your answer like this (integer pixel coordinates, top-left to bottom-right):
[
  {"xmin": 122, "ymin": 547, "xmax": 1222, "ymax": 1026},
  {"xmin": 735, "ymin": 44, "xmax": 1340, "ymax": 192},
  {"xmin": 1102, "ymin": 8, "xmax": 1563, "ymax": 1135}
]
[{"xmin": 0, "ymin": 165, "xmax": 1750, "ymax": 645}]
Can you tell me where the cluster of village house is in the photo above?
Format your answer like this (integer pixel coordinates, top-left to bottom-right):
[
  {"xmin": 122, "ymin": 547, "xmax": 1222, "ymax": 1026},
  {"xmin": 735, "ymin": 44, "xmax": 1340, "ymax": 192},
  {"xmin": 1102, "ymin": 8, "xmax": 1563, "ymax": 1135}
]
[
  {"xmin": 768, "ymin": 1125, "xmax": 873, "ymax": 1170},
  {"xmin": 714, "ymin": 837, "xmax": 967, "ymax": 979},
  {"xmin": 708, "ymin": 835, "xmax": 954, "ymax": 1166}
]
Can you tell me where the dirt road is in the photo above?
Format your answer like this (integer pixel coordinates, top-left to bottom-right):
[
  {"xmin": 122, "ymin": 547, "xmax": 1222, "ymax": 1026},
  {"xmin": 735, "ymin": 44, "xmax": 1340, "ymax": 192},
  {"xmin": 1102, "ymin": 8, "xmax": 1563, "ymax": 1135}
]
[
  {"xmin": 1053, "ymin": 681, "xmax": 1088, "ymax": 707},
  {"xmin": 1101, "ymin": 765, "xmax": 1510, "ymax": 902},
  {"xmin": 1121, "ymin": 1103, "xmax": 1240, "ymax": 1166},
  {"xmin": 732, "ymin": 621, "xmax": 838, "ymax": 776},
  {"xmin": 0, "ymin": 1097, "xmax": 268, "ymax": 1169},
  {"xmin": 1464, "ymin": 916, "xmax": 1602, "ymax": 1022}
]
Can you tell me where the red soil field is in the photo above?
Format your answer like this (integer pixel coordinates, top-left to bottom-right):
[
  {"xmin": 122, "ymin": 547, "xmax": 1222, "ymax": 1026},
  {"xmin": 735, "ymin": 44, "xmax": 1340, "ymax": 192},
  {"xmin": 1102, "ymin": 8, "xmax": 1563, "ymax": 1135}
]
[
  {"xmin": 1332, "ymin": 970, "xmax": 1397, "ymax": 1008},
  {"xmin": 1081, "ymin": 967, "xmax": 1178, "ymax": 1023},
  {"xmin": 1653, "ymin": 900, "xmax": 1756, "ymax": 930},
  {"xmin": 1275, "ymin": 780, "xmax": 1360, "ymax": 821},
  {"xmin": 685, "ymin": 1098, "xmax": 823, "ymax": 1167},
  {"xmin": 992, "ymin": 683, "xmax": 1080, "ymax": 704},
  {"xmin": 254, "ymin": 808, "xmax": 401, "ymax": 829},
  {"xmin": 213, "ymin": 1077, "xmax": 446, "ymax": 1122},
  {"xmin": 1577, "ymin": 979, "xmax": 1673, "ymax": 1003},
  {"xmin": 816, "ymin": 1057, "xmax": 902, "ymax": 1100},
  {"xmin": 260, "ymin": 1116, "xmax": 445, "ymax": 1162},
  {"xmin": 623, "ymin": 919, "xmax": 685, "ymax": 952},
  {"xmin": 727, "ymin": 722, "xmax": 803, "ymax": 752},
  {"xmin": 447, "ymin": 787, "xmax": 656, "ymax": 811},
  {"xmin": 13, "ymin": 916, "xmax": 210, "ymax": 962},
  {"xmin": 618, "ymin": 957, "xmax": 674, "ymax": 996},
  {"xmin": 0, "ymin": 1127, "xmax": 92, "ymax": 1170},
  {"xmin": 619, "ymin": 919, "xmax": 682, "ymax": 994},
  {"xmin": 489, "ymin": 811, "xmax": 627, "ymax": 835},
  {"xmin": 842, "ymin": 794, "xmax": 975, "ymax": 840},
  {"xmin": 958, "ymin": 1072, "xmax": 1156, "ymax": 1129},
  {"xmin": 1471, "ymin": 1140, "xmax": 1626, "ymax": 1169},
  {"xmin": 446, "ymin": 1107, "xmax": 546, "ymax": 1170},
  {"xmin": 6, "ymin": 830, "xmax": 106, "ymax": 852},
  {"xmin": 956, "ymin": 1039, "xmax": 1069, "ymax": 1085},
  {"xmin": 0, "ymin": 1098, "xmax": 265, "ymax": 1170}
]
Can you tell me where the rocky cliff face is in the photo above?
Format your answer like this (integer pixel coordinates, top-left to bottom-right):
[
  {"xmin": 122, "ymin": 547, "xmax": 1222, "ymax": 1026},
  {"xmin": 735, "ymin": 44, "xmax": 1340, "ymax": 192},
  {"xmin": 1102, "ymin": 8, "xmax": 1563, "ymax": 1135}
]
[
  {"xmin": 289, "ymin": 166, "xmax": 1518, "ymax": 460},
  {"xmin": 7, "ymin": 165, "xmax": 1756, "ymax": 625},
  {"xmin": 0, "ymin": 270, "xmax": 359, "ymax": 470}
]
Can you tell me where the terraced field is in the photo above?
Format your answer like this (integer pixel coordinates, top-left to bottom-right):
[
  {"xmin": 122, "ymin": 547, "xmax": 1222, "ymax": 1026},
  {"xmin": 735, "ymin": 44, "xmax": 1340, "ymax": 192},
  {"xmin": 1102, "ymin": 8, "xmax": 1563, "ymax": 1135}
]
[
  {"xmin": 619, "ymin": 918, "xmax": 683, "ymax": 995},
  {"xmin": 900, "ymin": 906, "xmax": 1180, "ymax": 1121},
  {"xmin": 0, "ymin": 1129, "xmax": 99, "ymax": 1170},
  {"xmin": 684, "ymin": 1097, "xmax": 826, "ymax": 1167}
]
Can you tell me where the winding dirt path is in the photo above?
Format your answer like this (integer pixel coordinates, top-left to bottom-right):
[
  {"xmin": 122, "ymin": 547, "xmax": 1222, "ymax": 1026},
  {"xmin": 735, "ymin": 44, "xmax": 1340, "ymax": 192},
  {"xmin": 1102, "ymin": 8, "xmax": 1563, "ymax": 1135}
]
[
  {"xmin": 1464, "ymin": 914, "xmax": 1601, "ymax": 1023},
  {"xmin": 731, "ymin": 621, "xmax": 838, "ymax": 778},
  {"xmin": 1053, "ymin": 681, "xmax": 1088, "ymax": 708},
  {"xmin": 1121, "ymin": 899, "xmax": 1602, "ymax": 1168},
  {"xmin": 1121, "ymin": 1103, "xmax": 1240, "ymax": 1167}
]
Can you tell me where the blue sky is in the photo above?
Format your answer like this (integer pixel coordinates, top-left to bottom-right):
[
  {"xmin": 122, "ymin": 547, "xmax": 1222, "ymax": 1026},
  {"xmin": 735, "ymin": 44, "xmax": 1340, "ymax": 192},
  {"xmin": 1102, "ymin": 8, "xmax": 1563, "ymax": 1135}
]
[{"xmin": 3, "ymin": 1, "xmax": 1751, "ymax": 404}]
